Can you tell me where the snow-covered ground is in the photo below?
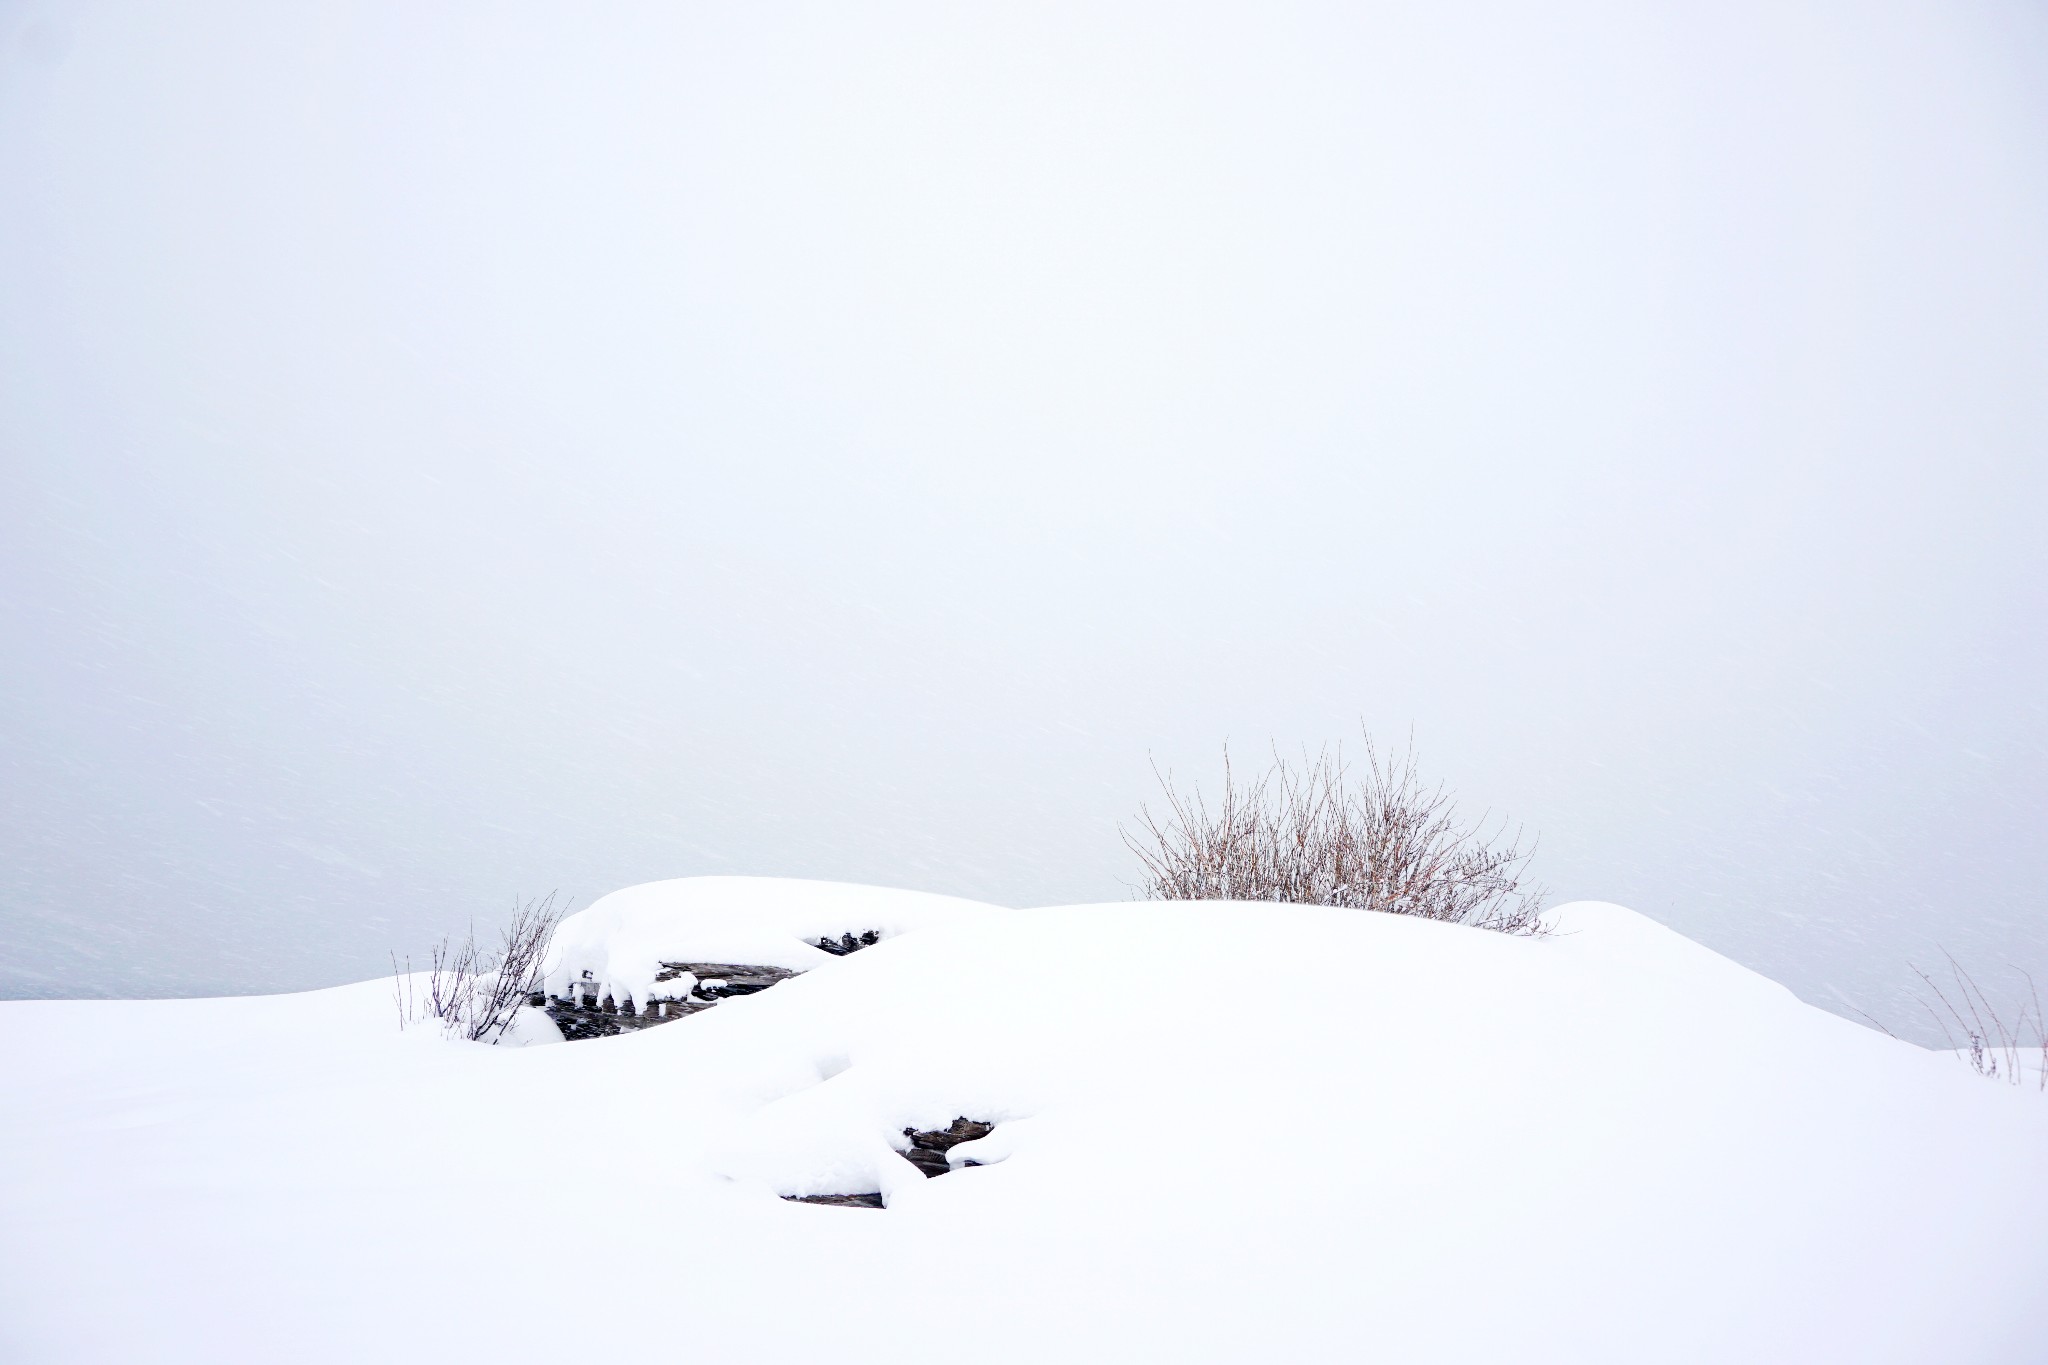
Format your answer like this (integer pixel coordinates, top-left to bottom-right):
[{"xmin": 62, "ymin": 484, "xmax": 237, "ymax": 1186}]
[{"xmin": 3, "ymin": 879, "xmax": 2043, "ymax": 1363}]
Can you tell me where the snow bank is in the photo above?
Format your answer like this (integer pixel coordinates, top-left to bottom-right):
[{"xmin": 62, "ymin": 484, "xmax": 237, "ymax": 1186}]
[{"xmin": 3, "ymin": 886, "xmax": 2044, "ymax": 1364}]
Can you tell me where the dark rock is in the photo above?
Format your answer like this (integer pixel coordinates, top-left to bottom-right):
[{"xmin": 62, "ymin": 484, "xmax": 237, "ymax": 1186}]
[
  {"xmin": 783, "ymin": 1192, "xmax": 886, "ymax": 1209},
  {"xmin": 545, "ymin": 944, "xmax": 866, "ymax": 1043},
  {"xmin": 898, "ymin": 1117, "xmax": 997, "ymax": 1178},
  {"xmin": 654, "ymin": 962, "xmax": 797, "ymax": 989},
  {"xmin": 544, "ymin": 998, "xmax": 688, "ymax": 1041},
  {"xmin": 814, "ymin": 929, "xmax": 882, "ymax": 957},
  {"xmin": 783, "ymin": 1117, "xmax": 999, "ymax": 1208},
  {"xmin": 903, "ymin": 1117, "xmax": 995, "ymax": 1153},
  {"xmin": 902, "ymin": 1146, "xmax": 950, "ymax": 1178},
  {"xmin": 543, "ymin": 965, "xmax": 788, "ymax": 1041}
]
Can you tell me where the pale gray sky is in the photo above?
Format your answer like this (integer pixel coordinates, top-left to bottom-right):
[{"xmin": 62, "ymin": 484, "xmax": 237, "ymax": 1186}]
[{"xmin": 3, "ymin": 0, "xmax": 2044, "ymax": 1041}]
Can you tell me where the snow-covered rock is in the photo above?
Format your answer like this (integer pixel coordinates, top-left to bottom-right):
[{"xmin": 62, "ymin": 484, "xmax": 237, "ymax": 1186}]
[
  {"xmin": 541, "ymin": 875, "xmax": 1000, "ymax": 1010},
  {"xmin": 2, "ymin": 884, "xmax": 2043, "ymax": 1363}
]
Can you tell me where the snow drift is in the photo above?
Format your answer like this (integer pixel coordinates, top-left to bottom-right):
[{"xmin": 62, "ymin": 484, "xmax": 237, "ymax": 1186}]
[{"xmin": 2, "ymin": 878, "xmax": 2043, "ymax": 1363}]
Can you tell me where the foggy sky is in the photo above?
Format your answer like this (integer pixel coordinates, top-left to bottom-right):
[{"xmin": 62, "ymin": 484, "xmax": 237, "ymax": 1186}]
[{"xmin": 3, "ymin": 0, "xmax": 2044, "ymax": 1043}]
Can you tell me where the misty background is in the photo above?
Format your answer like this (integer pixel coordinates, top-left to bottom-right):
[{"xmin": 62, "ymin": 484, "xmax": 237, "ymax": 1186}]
[{"xmin": 2, "ymin": 0, "xmax": 2044, "ymax": 1041}]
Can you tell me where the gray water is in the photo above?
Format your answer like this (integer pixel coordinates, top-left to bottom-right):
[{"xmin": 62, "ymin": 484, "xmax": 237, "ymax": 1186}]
[{"xmin": 3, "ymin": 0, "xmax": 2044, "ymax": 1044}]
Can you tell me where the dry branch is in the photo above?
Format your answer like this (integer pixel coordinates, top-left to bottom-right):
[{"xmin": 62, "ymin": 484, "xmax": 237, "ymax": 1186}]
[{"xmin": 392, "ymin": 892, "xmax": 566, "ymax": 1042}]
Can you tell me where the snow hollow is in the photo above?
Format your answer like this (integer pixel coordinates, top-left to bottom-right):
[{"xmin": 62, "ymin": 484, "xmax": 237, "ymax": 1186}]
[{"xmin": 2, "ymin": 878, "xmax": 2043, "ymax": 1363}]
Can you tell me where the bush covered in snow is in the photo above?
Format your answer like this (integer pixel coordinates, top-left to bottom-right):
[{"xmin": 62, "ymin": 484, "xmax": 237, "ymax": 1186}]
[
  {"xmin": 392, "ymin": 892, "xmax": 563, "ymax": 1042},
  {"xmin": 1124, "ymin": 732, "xmax": 1547, "ymax": 934}
]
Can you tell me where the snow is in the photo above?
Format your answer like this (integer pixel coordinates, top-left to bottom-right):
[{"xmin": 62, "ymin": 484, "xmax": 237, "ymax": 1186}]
[
  {"xmin": 541, "ymin": 874, "xmax": 998, "ymax": 1008},
  {"xmin": 3, "ymin": 879, "xmax": 2044, "ymax": 1363}
]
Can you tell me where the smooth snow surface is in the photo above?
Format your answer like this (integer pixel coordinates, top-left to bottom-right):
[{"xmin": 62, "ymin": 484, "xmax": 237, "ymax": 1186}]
[{"xmin": 3, "ymin": 880, "xmax": 2044, "ymax": 1363}]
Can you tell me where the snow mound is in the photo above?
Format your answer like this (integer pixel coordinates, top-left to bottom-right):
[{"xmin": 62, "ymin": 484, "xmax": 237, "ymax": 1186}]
[
  {"xmin": 3, "ymin": 886, "xmax": 2045, "ymax": 1364},
  {"xmin": 541, "ymin": 875, "xmax": 1002, "ymax": 1009}
]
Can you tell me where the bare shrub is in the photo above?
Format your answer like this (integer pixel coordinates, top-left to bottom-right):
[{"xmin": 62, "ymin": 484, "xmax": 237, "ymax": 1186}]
[
  {"xmin": 1912, "ymin": 953, "xmax": 2045, "ymax": 1090},
  {"xmin": 392, "ymin": 892, "xmax": 566, "ymax": 1042},
  {"xmin": 1123, "ymin": 732, "xmax": 1547, "ymax": 935}
]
